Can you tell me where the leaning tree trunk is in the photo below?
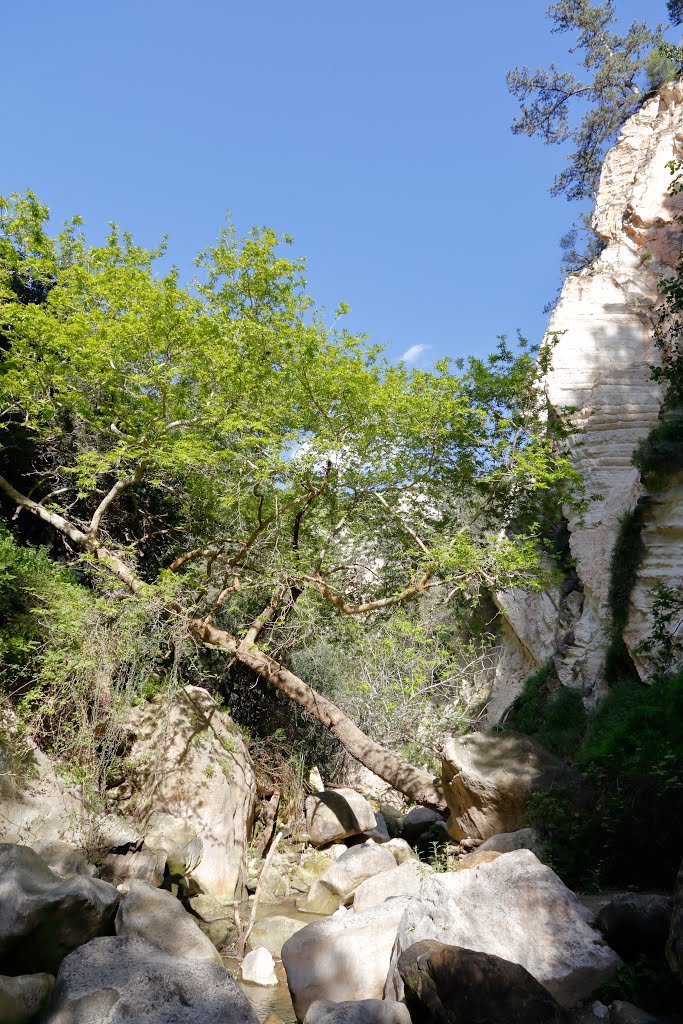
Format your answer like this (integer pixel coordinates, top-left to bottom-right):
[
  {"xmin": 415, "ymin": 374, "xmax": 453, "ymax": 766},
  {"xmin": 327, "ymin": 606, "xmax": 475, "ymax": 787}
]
[
  {"xmin": 195, "ymin": 619, "xmax": 447, "ymax": 813},
  {"xmin": 0, "ymin": 473, "xmax": 447, "ymax": 813}
]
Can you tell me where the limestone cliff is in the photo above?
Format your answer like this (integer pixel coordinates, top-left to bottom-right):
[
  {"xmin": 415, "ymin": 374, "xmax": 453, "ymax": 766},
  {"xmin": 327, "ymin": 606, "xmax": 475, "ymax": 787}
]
[{"xmin": 490, "ymin": 81, "xmax": 683, "ymax": 717}]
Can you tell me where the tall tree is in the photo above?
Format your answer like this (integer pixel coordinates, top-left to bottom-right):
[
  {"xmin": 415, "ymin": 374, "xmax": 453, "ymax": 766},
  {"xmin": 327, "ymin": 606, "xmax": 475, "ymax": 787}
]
[
  {"xmin": 0, "ymin": 193, "xmax": 581, "ymax": 809},
  {"xmin": 507, "ymin": 1, "xmax": 663, "ymax": 204},
  {"xmin": 669, "ymin": 1, "xmax": 683, "ymax": 26}
]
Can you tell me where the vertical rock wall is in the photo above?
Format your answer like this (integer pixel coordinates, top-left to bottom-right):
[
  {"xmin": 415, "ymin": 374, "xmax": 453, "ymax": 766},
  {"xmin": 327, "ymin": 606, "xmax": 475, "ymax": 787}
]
[{"xmin": 491, "ymin": 82, "xmax": 683, "ymax": 716}]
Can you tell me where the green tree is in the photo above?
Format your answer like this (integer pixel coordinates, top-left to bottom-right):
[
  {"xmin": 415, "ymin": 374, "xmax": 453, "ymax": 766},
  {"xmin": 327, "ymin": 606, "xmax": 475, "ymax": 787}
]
[
  {"xmin": 0, "ymin": 193, "xmax": 581, "ymax": 809},
  {"xmin": 669, "ymin": 1, "xmax": 683, "ymax": 25},
  {"xmin": 507, "ymin": 2, "xmax": 663, "ymax": 205}
]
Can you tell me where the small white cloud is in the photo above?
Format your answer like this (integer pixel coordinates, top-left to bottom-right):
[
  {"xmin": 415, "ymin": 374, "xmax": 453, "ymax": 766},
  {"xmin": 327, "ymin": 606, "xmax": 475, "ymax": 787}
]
[{"xmin": 400, "ymin": 343, "xmax": 431, "ymax": 364}]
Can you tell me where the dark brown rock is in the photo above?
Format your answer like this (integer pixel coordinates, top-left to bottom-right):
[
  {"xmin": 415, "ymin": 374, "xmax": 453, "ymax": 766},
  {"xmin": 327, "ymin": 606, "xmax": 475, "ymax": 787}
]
[
  {"xmin": 596, "ymin": 893, "xmax": 672, "ymax": 959},
  {"xmin": 397, "ymin": 939, "xmax": 571, "ymax": 1024}
]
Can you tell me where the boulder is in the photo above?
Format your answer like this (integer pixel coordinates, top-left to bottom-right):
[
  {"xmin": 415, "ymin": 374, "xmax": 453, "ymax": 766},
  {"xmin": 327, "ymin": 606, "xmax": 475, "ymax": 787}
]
[
  {"xmin": 281, "ymin": 896, "xmax": 411, "ymax": 1021},
  {"xmin": 386, "ymin": 850, "xmax": 620, "ymax": 1007},
  {"xmin": 41, "ymin": 935, "xmax": 259, "ymax": 1024},
  {"xmin": 100, "ymin": 845, "xmax": 167, "ymax": 887},
  {"xmin": 308, "ymin": 843, "xmax": 397, "ymax": 905},
  {"xmin": 115, "ymin": 879, "xmax": 222, "ymax": 964},
  {"xmin": 478, "ymin": 827, "xmax": 547, "ymax": 858},
  {"xmin": 401, "ymin": 808, "xmax": 444, "ymax": 846},
  {"xmin": 305, "ymin": 789, "xmax": 376, "ymax": 845},
  {"xmin": 32, "ymin": 839, "xmax": 98, "ymax": 878},
  {"xmin": 398, "ymin": 939, "xmax": 570, "ymax": 1024},
  {"xmin": 143, "ymin": 811, "xmax": 203, "ymax": 877},
  {"xmin": 596, "ymin": 893, "xmax": 673, "ymax": 959},
  {"xmin": 666, "ymin": 856, "xmax": 683, "ymax": 980},
  {"xmin": 303, "ymin": 880, "xmax": 343, "ymax": 915},
  {"xmin": 608, "ymin": 1003, "xmax": 660, "ymax": 1024},
  {"xmin": 113, "ymin": 686, "xmax": 255, "ymax": 899},
  {"xmin": 89, "ymin": 815, "xmax": 142, "ymax": 852},
  {"xmin": 0, "ymin": 843, "xmax": 119, "ymax": 974},
  {"xmin": 0, "ymin": 973, "xmax": 54, "ymax": 1024},
  {"xmin": 241, "ymin": 947, "xmax": 278, "ymax": 986},
  {"xmin": 441, "ymin": 731, "xmax": 575, "ymax": 840},
  {"xmin": 364, "ymin": 813, "xmax": 391, "ymax": 843},
  {"xmin": 384, "ymin": 838, "xmax": 415, "ymax": 865},
  {"xmin": 247, "ymin": 915, "xmax": 308, "ymax": 957},
  {"xmin": 455, "ymin": 849, "xmax": 502, "ymax": 870},
  {"xmin": 353, "ymin": 859, "xmax": 429, "ymax": 912},
  {"xmin": 190, "ymin": 893, "xmax": 236, "ymax": 923},
  {"xmin": 303, "ymin": 999, "xmax": 412, "ymax": 1024},
  {"xmin": 0, "ymin": 727, "xmax": 83, "ymax": 848}
]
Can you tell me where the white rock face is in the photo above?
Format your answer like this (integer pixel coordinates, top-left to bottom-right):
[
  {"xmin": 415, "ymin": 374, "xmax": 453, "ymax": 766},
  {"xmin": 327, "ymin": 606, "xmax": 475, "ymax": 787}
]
[
  {"xmin": 385, "ymin": 850, "xmax": 620, "ymax": 1008},
  {"xmin": 113, "ymin": 686, "xmax": 255, "ymax": 899},
  {"xmin": 491, "ymin": 82, "xmax": 683, "ymax": 711}
]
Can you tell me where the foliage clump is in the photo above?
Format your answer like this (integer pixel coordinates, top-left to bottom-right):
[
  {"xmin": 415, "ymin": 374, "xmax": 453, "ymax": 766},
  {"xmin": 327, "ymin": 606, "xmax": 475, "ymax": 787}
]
[
  {"xmin": 503, "ymin": 661, "xmax": 587, "ymax": 760},
  {"xmin": 523, "ymin": 670, "xmax": 683, "ymax": 892}
]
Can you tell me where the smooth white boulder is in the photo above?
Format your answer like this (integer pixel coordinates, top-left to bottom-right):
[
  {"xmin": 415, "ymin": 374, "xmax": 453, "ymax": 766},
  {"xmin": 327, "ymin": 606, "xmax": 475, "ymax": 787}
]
[
  {"xmin": 385, "ymin": 850, "xmax": 621, "ymax": 1008},
  {"xmin": 353, "ymin": 859, "xmax": 428, "ymax": 912},
  {"xmin": 305, "ymin": 789, "xmax": 376, "ymax": 845},
  {"xmin": 281, "ymin": 897, "xmax": 411, "ymax": 1021},
  {"xmin": 115, "ymin": 880, "xmax": 222, "ymax": 964},
  {"xmin": 303, "ymin": 999, "xmax": 411, "ymax": 1024},
  {"xmin": 240, "ymin": 947, "xmax": 278, "ymax": 986}
]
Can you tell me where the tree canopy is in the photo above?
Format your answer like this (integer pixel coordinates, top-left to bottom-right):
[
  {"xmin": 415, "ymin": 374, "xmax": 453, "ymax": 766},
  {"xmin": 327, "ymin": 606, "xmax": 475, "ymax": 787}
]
[{"xmin": 0, "ymin": 192, "xmax": 581, "ymax": 806}]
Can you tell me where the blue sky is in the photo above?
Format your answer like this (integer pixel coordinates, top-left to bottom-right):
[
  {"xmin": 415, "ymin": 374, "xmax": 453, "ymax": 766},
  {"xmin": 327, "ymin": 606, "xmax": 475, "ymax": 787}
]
[{"xmin": 0, "ymin": 1, "xmax": 671, "ymax": 366}]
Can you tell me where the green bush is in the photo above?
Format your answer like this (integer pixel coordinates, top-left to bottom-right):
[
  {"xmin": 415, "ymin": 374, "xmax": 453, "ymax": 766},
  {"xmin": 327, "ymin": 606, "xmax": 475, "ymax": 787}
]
[
  {"xmin": 632, "ymin": 415, "xmax": 683, "ymax": 490},
  {"xmin": 504, "ymin": 661, "xmax": 587, "ymax": 760},
  {"xmin": 524, "ymin": 671, "xmax": 683, "ymax": 891}
]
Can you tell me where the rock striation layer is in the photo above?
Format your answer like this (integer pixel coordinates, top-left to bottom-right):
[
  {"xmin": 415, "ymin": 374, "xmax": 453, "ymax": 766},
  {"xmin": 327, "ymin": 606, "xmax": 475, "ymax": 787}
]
[{"xmin": 491, "ymin": 82, "xmax": 683, "ymax": 711}]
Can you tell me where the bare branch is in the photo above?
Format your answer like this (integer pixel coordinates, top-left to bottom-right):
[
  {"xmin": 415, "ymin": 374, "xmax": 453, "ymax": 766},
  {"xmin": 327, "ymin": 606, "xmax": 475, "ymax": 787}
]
[{"xmin": 88, "ymin": 462, "xmax": 146, "ymax": 538}]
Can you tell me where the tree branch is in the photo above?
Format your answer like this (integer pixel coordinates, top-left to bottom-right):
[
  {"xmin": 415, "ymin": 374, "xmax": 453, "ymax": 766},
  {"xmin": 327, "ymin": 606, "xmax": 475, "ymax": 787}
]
[{"xmin": 88, "ymin": 461, "xmax": 146, "ymax": 538}]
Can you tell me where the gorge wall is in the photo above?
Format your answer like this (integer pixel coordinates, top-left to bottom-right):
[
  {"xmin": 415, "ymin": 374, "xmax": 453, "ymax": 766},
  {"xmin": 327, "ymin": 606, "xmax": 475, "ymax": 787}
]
[{"xmin": 489, "ymin": 81, "xmax": 683, "ymax": 719}]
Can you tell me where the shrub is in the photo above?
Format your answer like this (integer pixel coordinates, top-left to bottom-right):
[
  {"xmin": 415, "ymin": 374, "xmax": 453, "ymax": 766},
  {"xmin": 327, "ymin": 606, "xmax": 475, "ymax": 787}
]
[
  {"xmin": 504, "ymin": 661, "xmax": 587, "ymax": 760},
  {"xmin": 524, "ymin": 671, "xmax": 683, "ymax": 891}
]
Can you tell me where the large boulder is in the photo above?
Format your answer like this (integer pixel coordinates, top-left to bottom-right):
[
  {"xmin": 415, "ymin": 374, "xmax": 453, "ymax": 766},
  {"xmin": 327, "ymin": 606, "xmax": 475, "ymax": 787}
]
[
  {"xmin": 353, "ymin": 858, "xmax": 428, "ymax": 912},
  {"xmin": 305, "ymin": 844, "xmax": 397, "ymax": 911},
  {"xmin": 305, "ymin": 789, "xmax": 376, "ymax": 845},
  {"xmin": 0, "ymin": 843, "xmax": 119, "ymax": 974},
  {"xmin": 32, "ymin": 839, "xmax": 98, "ymax": 878},
  {"xmin": 441, "ymin": 731, "xmax": 575, "ymax": 840},
  {"xmin": 41, "ymin": 935, "xmax": 259, "ymax": 1024},
  {"xmin": 247, "ymin": 915, "xmax": 309, "ymax": 957},
  {"xmin": 115, "ymin": 879, "xmax": 222, "ymax": 964},
  {"xmin": 281, "ymin": 897, "xmax": 411, "ymax": 1021},
  {"xmin": 0, "ymin": 726, "xmax": 83, "ymax": 848},
  {"xmin": 596, "ymin": 893, "xmax": 673, "ymax": 959},
  {"xmin": 0, "ymin": 973, "xmax": 54, "ymax": 1024},
  {"xmin": 143, "ymin": 810, "xmax": 203, "ymax": 876},
  {"xmin": 112, "ymin": 686, "xmax": 255, "ymax": 899},
  {"xmin": 478, "ymin": 827, "xmax": 546, "ymax": 858},
  {"xmin": 304, "ymin": 999, "xmax": 411, "ymax": 1024},
  {"xmin": 398, "ymin": 939, "xmax": 570, "ymax": 1024},
  {"xmin": 99, "ymin": 845, "xmax": 167, "ymax": 887},
  {"xmin": 667, "ymin": 855, "xmax": 683, "ymax": 980},
  {"xmin": 386, "ymin": 850, "xmax": 620, "ymax": 1007}
]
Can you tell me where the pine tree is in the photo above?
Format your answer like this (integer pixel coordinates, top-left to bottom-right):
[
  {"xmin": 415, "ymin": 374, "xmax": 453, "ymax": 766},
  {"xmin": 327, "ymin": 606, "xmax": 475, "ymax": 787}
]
[{"xmin": 507, "ymin": 1, "xmax": 663, "ymax": 203}]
